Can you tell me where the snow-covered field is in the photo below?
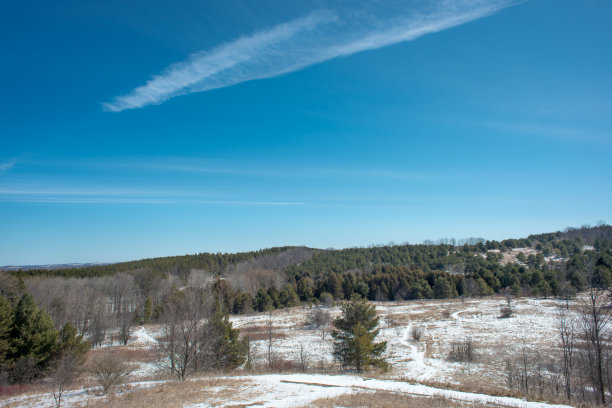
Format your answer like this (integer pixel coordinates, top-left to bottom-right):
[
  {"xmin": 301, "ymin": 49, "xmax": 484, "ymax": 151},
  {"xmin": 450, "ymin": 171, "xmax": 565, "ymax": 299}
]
[
  {"xmin": 2, "ymin": 296, "xmax": 576, "ymax": 408},
  {"xmin": 185, "ymin": 373, "xmax": 575, "ymax": 408},
  {"xmin": 231, "ymin": 296, "xmax": 566, "ymax": 386},
  {"xmin": 1, "ymin": 373, "xmax": 576, "ymax": 408}
]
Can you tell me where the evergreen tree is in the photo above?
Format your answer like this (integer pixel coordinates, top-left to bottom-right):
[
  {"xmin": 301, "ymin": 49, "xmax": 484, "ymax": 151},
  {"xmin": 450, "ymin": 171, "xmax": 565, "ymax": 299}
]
[
  {"xmin": 279, "ymin": 286, "xmax": 299, "ymax": 307},
  {"xmin": 56, "ymin": 322, "xmax": 90, "ymax": 360},
  {"xmin": 9, "ymin": 294, "xmax": 59, "ymax": 375},
  {"xmin": 254, "ymin": 289, "xmax": 274, "ymax": 312},
  {"xmin": 433, "ymin": 277, "xmax": 457, "ymax": 299},
  {"xmin": 206, "ymin": 311, "xmax": 246, "ymax": 370},
  {"xmin": 142, "ymin": 296, "xmax": 153, "ymax": 323},
  {"xmin": 325, "ymin": 274, "xmax": 344, "ymax": 300},
  {"xmin": 536, "ymin": 280, "xmax": 552, "ymax": 298},
  {"xmin": 332, "ymin": 295, "xmax": 387, "ymax": 373},
  {"xmin": 296, "ymin": 277, "xmax": 314, "ymax": 301},
  {"xmin": 409, "ymin": 279, "xmax": 433, "ymax": 299},
  {"xmin": 232, "ymin": 292, "xmax": 253, "ymax": 314},
  {"xmin": 510, "ymin": 281, "xmax": 522, "ymax": 297},
  {"xmin": 0, "ymin": 295, "xmax": 13, "ymax": 367}
]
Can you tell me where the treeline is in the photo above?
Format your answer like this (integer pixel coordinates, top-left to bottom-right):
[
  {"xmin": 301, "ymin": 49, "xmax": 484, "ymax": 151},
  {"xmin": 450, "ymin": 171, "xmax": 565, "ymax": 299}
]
[
  {"xmin": 209, "ymin": 238, "xmax": 611, "ymax": 314},
  {"xmin": 8, "ymin": 226, "xmax": 611, "ymax": 281},
  {"xmin": 3, "ymin": 226, "xmax": 610, "ymax": 343},
  {"xmin": 10, "ymin": 246, "xmax": 302, "ymax": 279}
]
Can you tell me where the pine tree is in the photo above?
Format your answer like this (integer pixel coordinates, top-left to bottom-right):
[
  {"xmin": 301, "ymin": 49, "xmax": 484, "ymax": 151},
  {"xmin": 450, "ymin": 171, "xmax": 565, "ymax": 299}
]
[
  {"xmin": 0, "ymin": 295, "xmax": 13, "ymax": 367},
  {"xmin": 254, "ymin": 289, "xmax": 274, "ymax": 312},
  {"xmin": 332, "ymin": 295, "xmax": 387, "ymax": 373},
  {"xmin": 433, "ymin": 276, "xmax": 457, "ymax": 299},
  {"xmin": 142, "ymin": 296, "xmax": 153, "ymax": 323},
  {"xmin": 10, "ymin": 294, "xmax": 59, "ymax": 375},
  {"xmin": 56, "ymin": 322, "xmax": 90, "ymax": 360},
  {"xmin": 206, "ymin": 311, "xmax": 246, "ymax": 370}
]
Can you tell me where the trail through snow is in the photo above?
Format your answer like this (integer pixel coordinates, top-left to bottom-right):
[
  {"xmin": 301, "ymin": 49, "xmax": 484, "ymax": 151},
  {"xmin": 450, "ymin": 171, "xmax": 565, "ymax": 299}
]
[{"xmin": 398, "ymin": 322, "xmax": 435, "ymax": 380}]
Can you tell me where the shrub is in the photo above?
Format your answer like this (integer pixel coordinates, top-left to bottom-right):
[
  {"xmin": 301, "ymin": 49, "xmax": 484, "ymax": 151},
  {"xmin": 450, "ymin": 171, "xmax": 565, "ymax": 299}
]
[
  {"xmin": 90, "ymin": 353, "xmax": 134, "ymax": 394},
  {"xmin": 319, "ymin": 292, "xmax": 334, "ymax": 308},
  {"xmin": 308, "ymin": 308, "xmax": 331, "ymax": 339},
  {"xmin": 411, "ymin": 326, "xmax": 424, "ymax": 341},
  {"xmin": 499, "ymin": 306, "xmax": 513, "ymax": 318},
  {"xmin": 448, "ymin": 338, "xmax": 475, "ymax": 362}
]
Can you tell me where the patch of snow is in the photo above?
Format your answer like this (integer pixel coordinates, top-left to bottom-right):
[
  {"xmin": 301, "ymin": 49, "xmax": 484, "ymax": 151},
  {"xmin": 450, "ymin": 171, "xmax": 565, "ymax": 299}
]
[
  {"xmin": 130, "ymin": 326, "xmax": 157, "ymax": 347},
  {"xmin": 185, "ymin": 374, "xmax": 574, "ymax": 408}
]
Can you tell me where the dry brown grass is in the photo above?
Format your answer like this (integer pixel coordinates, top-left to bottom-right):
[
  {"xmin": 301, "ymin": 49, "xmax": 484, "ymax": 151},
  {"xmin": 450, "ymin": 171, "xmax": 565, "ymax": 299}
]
[
  {"xmin": 76, "ymin": 377, "xmax": 253, "ymax": 408},
  {"xmin": 88, "ymin": 347, "xmax": 155, "ymax": 363},
  {"xmin": 239, "ymin": 325, "xmax": 288, "ymax": 340},
  {"xmin": 308, "ymin": 391, "xmax": 490, "ymax": 408},
  {"xmin": 424, "ymin": 339, "xmax": 435, "ymax": 358},
  {"xmin": 0, "ymin": 383, "xmax": 49, "ymax": 405},
  {"xmin": 398, "ymin": 376, "xmax": 574, "ymax": 407}
]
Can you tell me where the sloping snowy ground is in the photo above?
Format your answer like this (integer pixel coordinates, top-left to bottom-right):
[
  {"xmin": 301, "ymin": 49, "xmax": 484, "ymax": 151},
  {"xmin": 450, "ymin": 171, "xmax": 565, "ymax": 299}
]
[
  {"xmin": 121, "ymin": 296, "xmax": 569, "ymax": 385},
  {"xmin": 186, "ymin": 374, "xmax": 575, "ymax": 408},
  {"xmin": 108, "ymin": 296, "xmax": 572, "ymax": 385},
  {"xmin": 228, "ymin": 297, "xmax": 570, "ymax": 385},
  {"xmin": 1, "ymin": 374, "xmax": 575, "ymax": 408},
  {"xmin": 1, "ymin": 296, "xmax": 576, "ymax": 407},
  {"xmin": 0, "ymin": 380, "xmax": 168, "ymax": 408}
]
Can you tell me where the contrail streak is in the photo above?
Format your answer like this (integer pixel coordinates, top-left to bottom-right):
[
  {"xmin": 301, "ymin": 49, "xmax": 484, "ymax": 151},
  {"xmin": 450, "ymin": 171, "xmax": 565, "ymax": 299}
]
[{"xmin": 104, "ymin": 0, "xmax": 517, "ymax": 112}]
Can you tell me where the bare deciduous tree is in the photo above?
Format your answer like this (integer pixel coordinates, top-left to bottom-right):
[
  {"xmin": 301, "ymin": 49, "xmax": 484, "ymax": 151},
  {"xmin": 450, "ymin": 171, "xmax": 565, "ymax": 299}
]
[
  {"xmin": 298, "ymin": 343, "xmax": 308, "ymax": 372},
  {"xmin": 557, "ymin": 306, "xmax": 575, "ymax": 401},
  {"xmin": 578, "ymin": 286, "xmax": 610, "ymax": 405},
  {"xmin": 308, "ymin": 308, "xmax": 331, "ymax": 339},
  {"xmin": 244, "ymin": 335, "xmax": 253, "ymax": 371},
  {"xmin": 266, "ymin": 312, "xmax": 274, "ymax": 369},
  {"xmin": 50, "ymin": 353, "xmax": 82, "ymax": 408},
  {"xmin": 155, "ymin": 288, "xmax": 211, "ymax": 380}
]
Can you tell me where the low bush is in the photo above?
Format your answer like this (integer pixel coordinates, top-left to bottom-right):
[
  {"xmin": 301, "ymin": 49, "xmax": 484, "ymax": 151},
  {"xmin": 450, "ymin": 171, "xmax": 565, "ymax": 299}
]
[
  {"xmin": 411, "ymin": 325, "xmax": 424, "ymax": 341},
  {"xmin": 448, "ymin": 338, "xmax": 476, "ymax": 363},
  {"xmin": 90, "ymin": 353, "xmax": 135, "ymax": 394}
]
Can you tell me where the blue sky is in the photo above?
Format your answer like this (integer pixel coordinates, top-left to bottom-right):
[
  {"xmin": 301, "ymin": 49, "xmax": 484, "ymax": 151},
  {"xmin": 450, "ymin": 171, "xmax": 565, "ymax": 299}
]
[{"xmin": 1, "ymin": 0, "xmax": 611, "ymax": 265}]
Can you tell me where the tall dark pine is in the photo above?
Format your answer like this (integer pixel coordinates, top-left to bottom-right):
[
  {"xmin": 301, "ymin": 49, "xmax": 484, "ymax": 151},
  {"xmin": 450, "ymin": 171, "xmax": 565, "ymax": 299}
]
[
  {"xmin": 332, "ymin": 295, "xmax": 387, "ymax": 373},
  {"xmin": 206, "ymin": 311, "xmax": 246, "ymax": 370},
  {"xmin": 0, "ymin": 295, "xmax": 13, "ymax": 367},
  {"xmin": 10, "ymin": 294, "xmax": 59, "ymax": 376}
]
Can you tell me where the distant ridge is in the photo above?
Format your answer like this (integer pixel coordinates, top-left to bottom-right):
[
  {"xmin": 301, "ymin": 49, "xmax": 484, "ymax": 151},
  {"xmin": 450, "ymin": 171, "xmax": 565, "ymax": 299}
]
[
  {"xmin": 0, "ymin": 262, "xmax": 110, "ymax": 271},
  {"xmin": 3, "ymin": 225, "xmax": 609, "ymax": 277}
]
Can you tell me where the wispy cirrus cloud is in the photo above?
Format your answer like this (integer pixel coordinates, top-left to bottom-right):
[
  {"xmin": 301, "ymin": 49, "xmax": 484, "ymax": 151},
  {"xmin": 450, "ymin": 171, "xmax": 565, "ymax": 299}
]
[
  {"xmin": 126, "ymin": 157, "xmax": 435, "ymax": 180},
  {"xmin": 104, "ymin": 0, "xmax": 518, "ymax": 112},
  {"xmin": 0, "ymin": 187, "xmax": 304, "ymax": 206},
  {"xmin": 481, "ymin": 121, "xmax": 612, "ymax": 144},
  {"xmin": 0, "ymin": 159, "xmax": 17, "ymax": 172}
]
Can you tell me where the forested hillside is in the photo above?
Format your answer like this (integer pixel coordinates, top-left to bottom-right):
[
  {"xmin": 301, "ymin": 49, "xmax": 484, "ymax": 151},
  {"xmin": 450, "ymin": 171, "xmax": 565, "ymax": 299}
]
[
  {"xmin": 1, "ymin": 225, "xmax": 609, "ymax": 319},
  {"xmin": 7, "ymin": 246, "xmax": 305, "ymax": 278},
  {"xmin": 1, "ymin": 225, "xmax": 611, "ymax": 385}
]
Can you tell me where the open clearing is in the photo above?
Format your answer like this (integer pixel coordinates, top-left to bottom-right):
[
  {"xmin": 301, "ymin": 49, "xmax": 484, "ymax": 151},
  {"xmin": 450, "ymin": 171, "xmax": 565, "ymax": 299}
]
[{"xmin": 1, "ymin": 296, "xmax": 577, "ymax": 407}]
